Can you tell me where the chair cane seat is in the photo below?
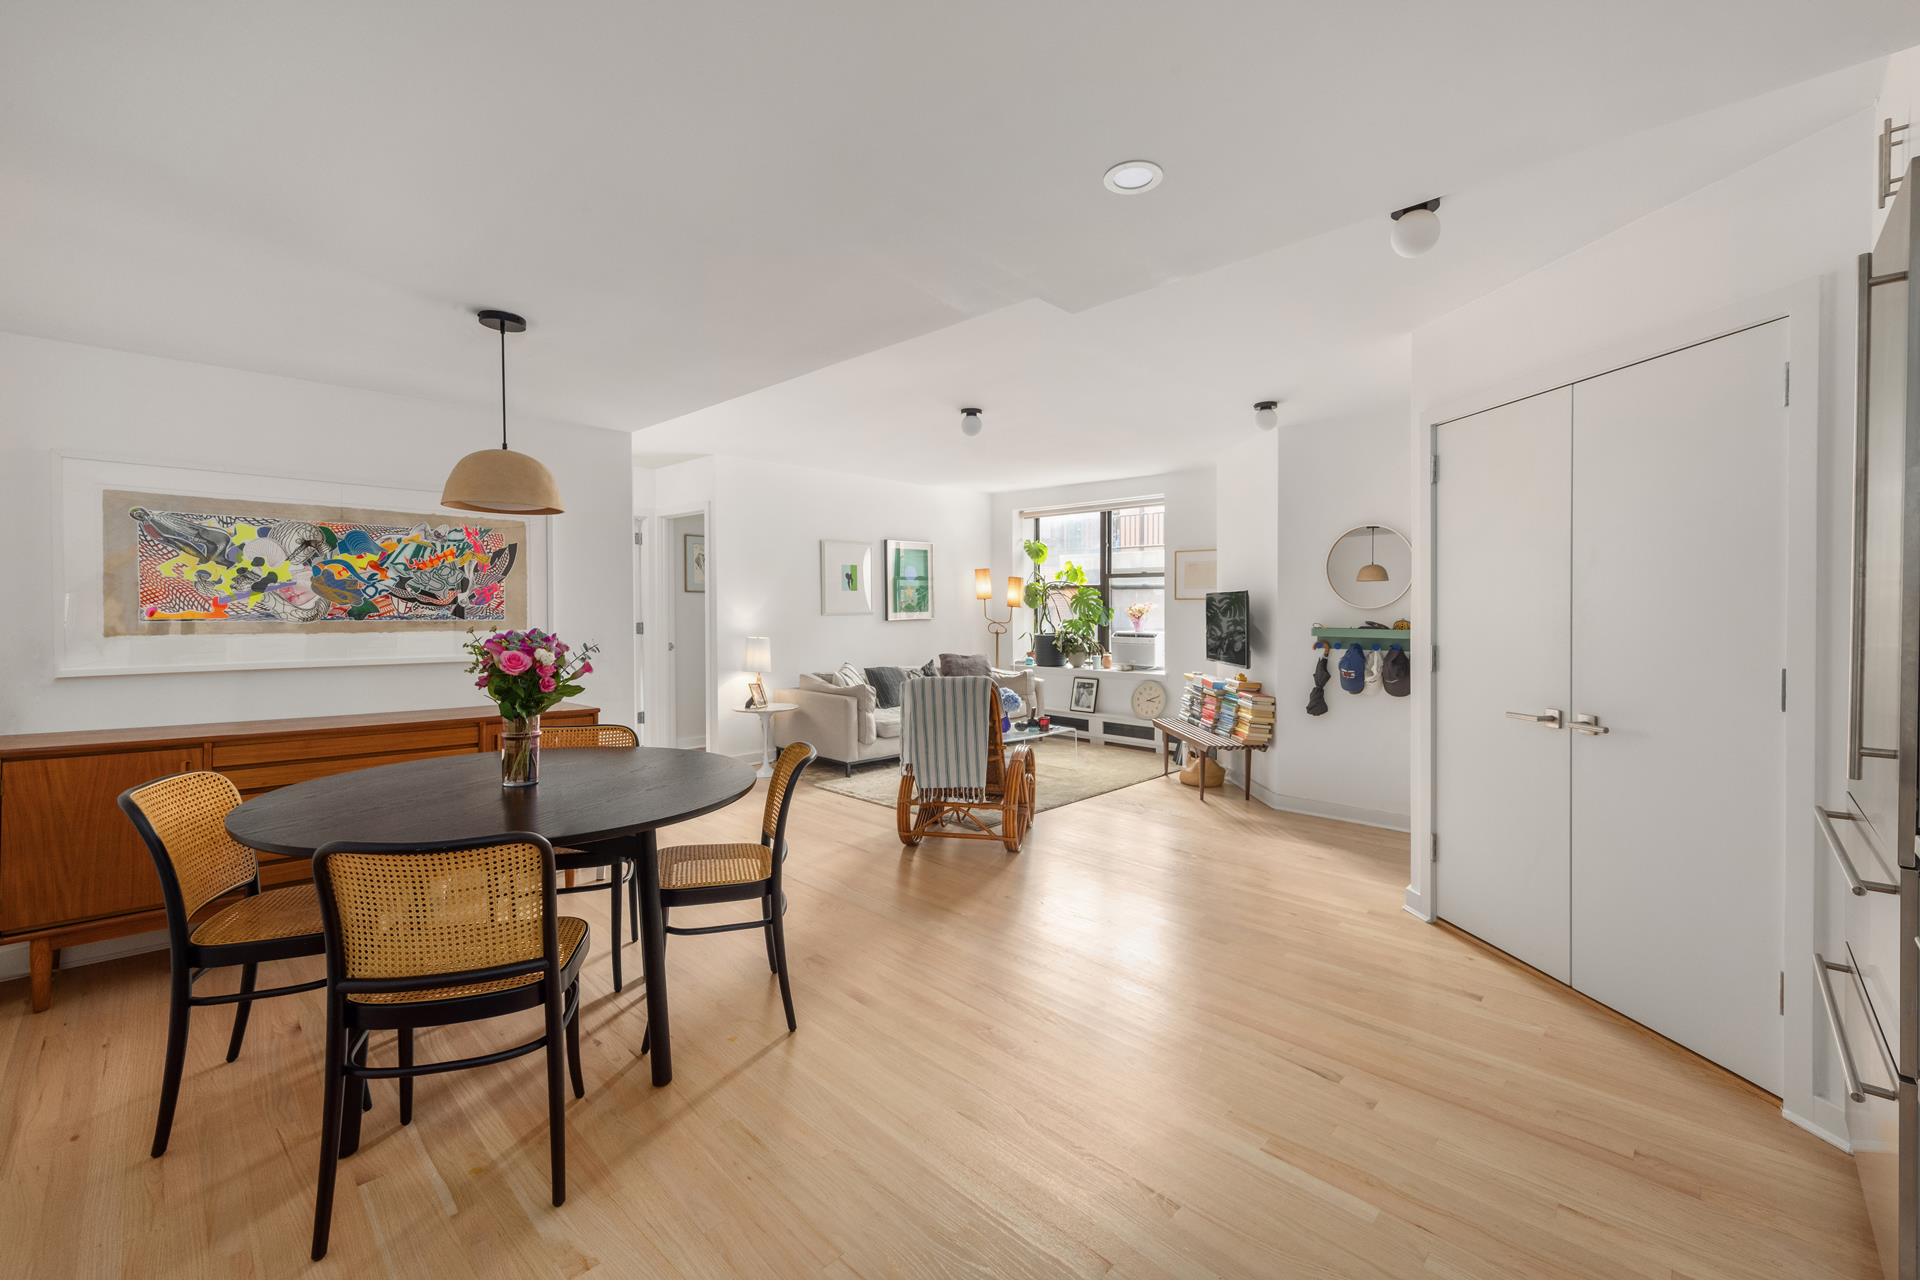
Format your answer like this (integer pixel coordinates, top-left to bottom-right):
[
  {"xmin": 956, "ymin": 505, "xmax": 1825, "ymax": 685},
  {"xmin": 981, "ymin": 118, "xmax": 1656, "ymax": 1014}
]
[
  {"xmin": 349, "ymin": 916, "xmax": 589, "ymax": 1004},
  {"xmin": 658, "ymin": 842, "xmax": 773, "ymax": 890},
  {"xmin": 189, "ymin": 882, "xmax": 324, "ymax": 947}
]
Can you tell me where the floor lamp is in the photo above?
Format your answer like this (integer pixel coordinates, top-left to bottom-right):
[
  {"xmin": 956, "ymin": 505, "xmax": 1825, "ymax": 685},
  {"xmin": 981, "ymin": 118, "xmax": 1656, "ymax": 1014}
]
[{"xmin": 975, "ymin": 569, "xmax": 1021, "ymax": 667}]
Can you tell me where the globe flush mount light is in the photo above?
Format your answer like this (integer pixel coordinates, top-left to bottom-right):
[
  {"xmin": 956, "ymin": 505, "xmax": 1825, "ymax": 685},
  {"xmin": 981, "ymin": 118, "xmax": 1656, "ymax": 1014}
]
[
  {"xmin": 441, "ymin": 309, "xmax": 564, "ymax": 515},
  {"xmin": 1103, "ymin": 159, "xmax": 1163, "ymax": 194},
  {"xmin": 1389, "ymin": 197, "xmax": 1442, "ymax": 258},
  {"xmin": 1253, "ymin": 400, "xmax": 1280, "ymax": 430},
  {"xmin": 960, "ymin": 407, "xmax": 984, "ymax": 437}
]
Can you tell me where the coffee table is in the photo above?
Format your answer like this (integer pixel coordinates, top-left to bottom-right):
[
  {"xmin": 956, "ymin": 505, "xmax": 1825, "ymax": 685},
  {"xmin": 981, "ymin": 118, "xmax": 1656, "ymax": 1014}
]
[{"xmin": 1005, "ymin": 722, "xmax": 1079, "ymax": 753}]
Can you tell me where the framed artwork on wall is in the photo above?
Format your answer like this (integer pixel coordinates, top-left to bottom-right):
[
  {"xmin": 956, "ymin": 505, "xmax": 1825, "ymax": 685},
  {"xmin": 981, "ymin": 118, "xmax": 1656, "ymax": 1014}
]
[
  {"xmin": 1173, "ymin": 547, "xmax": 1218, "ymax": 600},
  {"xmin": 683, "ymin": 532, "xmax": 706, "ymax": 592},
  {"xmin": 819, "ymin": 539, "xmax": 872, "ymax": 615},
  {"xmin": 1070, "ymin": 675, "xmax": 1099, "ymax": 713},
  {"xmin": 54, "ymin": 452, "xmax": 550, "ymax": 677},
  {"xmin": 884, "ymin": 539, "xmax": 934, "ymax": 621}
]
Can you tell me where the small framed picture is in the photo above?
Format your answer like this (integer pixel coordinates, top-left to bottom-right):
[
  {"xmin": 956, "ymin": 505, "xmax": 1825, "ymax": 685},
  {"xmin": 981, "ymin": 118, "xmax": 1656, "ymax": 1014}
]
[
  {"xmin": 1070, "ymin": 675, "xmax": 1098, "ymax": 713},
  {"xmin": 683, "ymin": 532, "xmax": 706, "ymax": 592},
  {"xmin": 1173, "ymin": 547, "xmax": 1217, "ymax": 600},
  {"xmin": 746, "ymin": 679, "xmax": 768, "ymax": 709}
]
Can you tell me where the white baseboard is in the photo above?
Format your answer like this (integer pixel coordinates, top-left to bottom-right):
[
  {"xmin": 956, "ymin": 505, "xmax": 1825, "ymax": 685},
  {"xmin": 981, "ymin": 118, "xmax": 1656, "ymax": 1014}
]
[
  {"xmin": 1402, "ymin": 884, "xmax": 1432, "ymax": 921},
  {"xmin": 1242, "ymin": 776, "xmax": 1411, "ymax": 833},
  {"xmin": 0, "ymin": 928, "xmax": 169, "ymax": 982},
  {"xmin": 1783, "ymin": 1099, "xmax": 1851, "ymax": 1153}
]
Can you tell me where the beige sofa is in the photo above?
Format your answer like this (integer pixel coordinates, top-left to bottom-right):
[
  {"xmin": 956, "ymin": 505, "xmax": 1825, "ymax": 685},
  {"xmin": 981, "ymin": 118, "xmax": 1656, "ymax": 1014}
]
[{"xmin": 774, "ymin": 665, "xmax": 1044, "ymax": 775}]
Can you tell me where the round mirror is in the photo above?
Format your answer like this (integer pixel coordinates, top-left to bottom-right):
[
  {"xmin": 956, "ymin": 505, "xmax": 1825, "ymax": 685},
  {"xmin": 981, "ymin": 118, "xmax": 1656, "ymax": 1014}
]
[{"xmin": 1326, "ymin": 524, "xmax": 1411, "ymax": 609}]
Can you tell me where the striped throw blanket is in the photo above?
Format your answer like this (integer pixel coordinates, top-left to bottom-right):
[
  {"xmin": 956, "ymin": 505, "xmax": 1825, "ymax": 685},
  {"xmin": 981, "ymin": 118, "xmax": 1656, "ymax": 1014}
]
[{"xmin": 901, "ymin": 675, "xmax": 991, "ymax": 791}]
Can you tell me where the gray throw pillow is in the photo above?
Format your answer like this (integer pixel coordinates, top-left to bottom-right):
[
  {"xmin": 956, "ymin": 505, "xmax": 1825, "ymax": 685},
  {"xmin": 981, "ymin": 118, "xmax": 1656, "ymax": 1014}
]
[
  {"xmin": 865, "ymin": 665, "xmax": 911, "ymax": 709},
  {"xmin": 938, "ymin": 653, "xmax": 992, "ymax": 678}
]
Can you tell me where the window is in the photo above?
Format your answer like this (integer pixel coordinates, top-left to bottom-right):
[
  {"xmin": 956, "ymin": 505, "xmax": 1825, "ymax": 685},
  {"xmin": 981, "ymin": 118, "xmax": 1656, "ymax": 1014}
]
[{"xmin": 1027, "ymin": 502, "xmax": 1165, "ymax": 651}]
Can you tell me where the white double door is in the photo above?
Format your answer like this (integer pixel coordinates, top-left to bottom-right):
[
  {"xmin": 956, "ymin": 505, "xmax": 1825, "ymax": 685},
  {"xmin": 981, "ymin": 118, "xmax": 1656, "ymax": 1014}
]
[{"xmin": 1434, "ymin": 321, "xmax": 1788, "ymax": 1092}]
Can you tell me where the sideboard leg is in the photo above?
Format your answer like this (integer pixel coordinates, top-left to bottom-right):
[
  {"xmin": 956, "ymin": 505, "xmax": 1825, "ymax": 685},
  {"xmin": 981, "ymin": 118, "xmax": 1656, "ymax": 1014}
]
[{"xmin": 29, "ymin": 939, "xmax": 54, "ymax": 1012}]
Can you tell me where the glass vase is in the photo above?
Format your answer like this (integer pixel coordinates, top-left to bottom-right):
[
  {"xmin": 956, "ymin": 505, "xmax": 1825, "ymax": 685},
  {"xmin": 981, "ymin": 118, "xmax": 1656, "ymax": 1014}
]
[{"xmin": 500, "ymin": 713, "xmax": 541, "ymax": 788}]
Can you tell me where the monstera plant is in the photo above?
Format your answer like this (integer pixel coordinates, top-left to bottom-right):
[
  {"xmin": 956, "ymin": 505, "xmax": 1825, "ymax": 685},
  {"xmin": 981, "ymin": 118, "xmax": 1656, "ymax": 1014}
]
[{"xmin": 1021, "ymin": 539, "xmax": 1111, "ymax": 667}]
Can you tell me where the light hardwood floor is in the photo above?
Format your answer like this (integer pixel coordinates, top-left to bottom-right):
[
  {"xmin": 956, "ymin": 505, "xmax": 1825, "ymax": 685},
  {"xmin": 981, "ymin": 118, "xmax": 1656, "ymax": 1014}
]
[{"xmin": 0, "ymin": 769, "xmax": 1879, "ymax": 1277}]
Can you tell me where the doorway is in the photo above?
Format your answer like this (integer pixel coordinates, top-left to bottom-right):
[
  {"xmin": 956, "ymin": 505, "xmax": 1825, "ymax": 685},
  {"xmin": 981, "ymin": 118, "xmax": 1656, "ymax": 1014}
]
[{"xmin": 665, "ymin": 511, "xmax": 708, "ymax": 749}]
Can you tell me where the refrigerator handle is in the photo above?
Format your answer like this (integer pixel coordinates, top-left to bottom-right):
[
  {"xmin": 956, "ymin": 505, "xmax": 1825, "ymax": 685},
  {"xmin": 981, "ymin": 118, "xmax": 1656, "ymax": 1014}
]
[{"xmin": 1814, "ymin": 953, "xmax": 1900, "ymax": 1103}]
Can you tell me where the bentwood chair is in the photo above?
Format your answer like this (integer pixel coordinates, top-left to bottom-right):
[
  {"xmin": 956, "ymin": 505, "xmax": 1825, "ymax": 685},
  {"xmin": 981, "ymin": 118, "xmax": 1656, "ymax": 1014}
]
[
  {"xmin": 643, "ymin": 741, "xmax": 816, "ymax": 1052},
  {"xmin": 895, "ymin": 679, "xmax": 1036, "ymax": 854},
  {"xmin": 308, "ymin": 833, "xmax": 588, "ymax": 1261},
  {"xmin": 117, "ymin": 771, "xmax": 327, "ymax": 1158},
  {"xmin": 543, "ymin": 722, "xmax": 641, "ymax": 990}
]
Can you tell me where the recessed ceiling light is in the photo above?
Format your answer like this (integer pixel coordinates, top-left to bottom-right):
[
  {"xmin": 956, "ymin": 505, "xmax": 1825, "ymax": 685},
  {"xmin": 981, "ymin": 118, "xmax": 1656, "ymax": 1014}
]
[{"xmin": 1103, "ymin": 160, "xmax": 1163, "ymax": 194}]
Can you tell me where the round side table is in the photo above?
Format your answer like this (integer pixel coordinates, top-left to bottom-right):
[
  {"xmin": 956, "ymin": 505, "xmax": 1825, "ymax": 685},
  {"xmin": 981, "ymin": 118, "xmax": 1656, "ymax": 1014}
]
[{"xmin": 734, "ymin": 702, "xmax": 798, "ymax": 778}]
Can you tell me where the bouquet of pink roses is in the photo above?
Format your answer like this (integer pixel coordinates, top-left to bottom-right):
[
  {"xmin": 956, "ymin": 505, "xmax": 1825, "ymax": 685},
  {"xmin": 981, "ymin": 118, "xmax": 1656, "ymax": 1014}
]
[{"xmin": 463, "ymin": 628, "xmax": 598, "ymax": 723}]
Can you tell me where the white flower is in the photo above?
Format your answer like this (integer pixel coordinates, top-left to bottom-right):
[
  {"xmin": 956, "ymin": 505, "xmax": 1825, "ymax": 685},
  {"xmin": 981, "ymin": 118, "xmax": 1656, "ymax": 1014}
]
[{"xmin": 534, "ymin": 647, "xmax": 555, "ymax": 665}]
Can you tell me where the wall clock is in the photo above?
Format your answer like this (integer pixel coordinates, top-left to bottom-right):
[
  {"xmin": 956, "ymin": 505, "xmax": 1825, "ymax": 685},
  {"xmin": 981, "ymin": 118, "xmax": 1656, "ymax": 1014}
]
[{"xmin": 1130, "ymin": 679, "xmax": 1168, "ymax": 720}]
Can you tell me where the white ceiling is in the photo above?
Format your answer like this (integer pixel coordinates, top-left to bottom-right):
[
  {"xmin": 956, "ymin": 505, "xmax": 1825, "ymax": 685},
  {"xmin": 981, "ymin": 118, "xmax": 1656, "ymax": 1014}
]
[{"xmin": 3, "ymin": 1, "xmax": 1917, "ymax": 481}]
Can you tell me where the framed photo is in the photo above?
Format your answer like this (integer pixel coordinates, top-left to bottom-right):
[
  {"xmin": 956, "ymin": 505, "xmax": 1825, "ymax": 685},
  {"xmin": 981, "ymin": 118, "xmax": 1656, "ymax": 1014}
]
[
  {"xmin": 1173, "ymin": 548, "xmax": 1218, "ymax": 600},
  {"xmin": 1070, "ymin": 675, "xmax": 1099, "ymax": 713},
  {"xmin": 683, "ymin": 532, "xmax": 706, "ymax": 592},
  {"xmin": 54, "ymin": 452, "xmax": 549, "ymax": 677},
  {"xmin": 819, "ymin": 539, "xmax": 872, "ymax": 615},
  {"xmin": 746, "ymin": 679, "xmax": 768, "ymax": 709},
  {"xmin": 885, "ymin": 538, "xmax": 934, "ymax": 621}
]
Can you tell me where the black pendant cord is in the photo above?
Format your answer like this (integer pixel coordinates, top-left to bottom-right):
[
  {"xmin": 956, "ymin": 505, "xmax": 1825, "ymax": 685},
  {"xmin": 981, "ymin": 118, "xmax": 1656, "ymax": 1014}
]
[{"xmin": 498, "ymin": 325, "xmax": 509, "ymax": 452}]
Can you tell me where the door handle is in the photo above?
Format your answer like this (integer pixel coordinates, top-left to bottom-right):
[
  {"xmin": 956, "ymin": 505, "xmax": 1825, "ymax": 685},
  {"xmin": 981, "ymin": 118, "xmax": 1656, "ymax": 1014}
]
[
  {"xmin": 1815, "ymin": 806, "xmax": 1899, "ymax": 895},
  {"xmin": 1814, "ymin": 952, "xmax": 1900, "ymax": 1102},
  {"xmin": 1504, "ymin": 708, "xmax": 1563, "ymax": 728},
  {"xmin": 1569, "ymin": 713, "xmax": 1609, "ymax": 735}
]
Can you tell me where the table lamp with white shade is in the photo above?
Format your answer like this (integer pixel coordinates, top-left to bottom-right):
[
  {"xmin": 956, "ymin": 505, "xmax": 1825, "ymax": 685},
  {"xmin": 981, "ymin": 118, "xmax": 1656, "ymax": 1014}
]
[{"xmin": 744, "ymin": 635, "xmax": 771, "ymax": 708}]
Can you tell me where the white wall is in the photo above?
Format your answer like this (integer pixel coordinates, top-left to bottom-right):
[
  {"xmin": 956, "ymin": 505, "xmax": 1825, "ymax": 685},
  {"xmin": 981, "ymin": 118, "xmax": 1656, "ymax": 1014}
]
[
  {"xmin": 1406, "ymin": 112, "xmax": 1871, "ymax": 1141},
  {"xmin": 1220, "ymin": 393, "xmax": 1414, "ymax": 831},
  {"xmin": 0, "ymin": 329, "xmax": 637, "ymax": 735},
  {"xmin": 640, "ymin": 454, "xmax": 991, "ymax": 759},
  {"xmin": 668, "ymin": 512, "xmax": 708, "ymax": 746}
]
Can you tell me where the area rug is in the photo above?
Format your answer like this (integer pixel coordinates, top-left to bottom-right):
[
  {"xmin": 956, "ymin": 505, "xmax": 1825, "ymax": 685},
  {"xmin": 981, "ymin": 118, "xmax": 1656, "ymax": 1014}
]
[{"xmin": 810, "ymin": 738, "xmax": 1163, "ymax": 815}]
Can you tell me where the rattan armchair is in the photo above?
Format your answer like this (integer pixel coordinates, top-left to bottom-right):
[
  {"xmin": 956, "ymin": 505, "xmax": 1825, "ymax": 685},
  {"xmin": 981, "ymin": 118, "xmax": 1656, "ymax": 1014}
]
[
  {"xmin": 118, "ymin": 771, "xmax": 327, "ymax": 1158},
  {"xmin": 642, "ymin": 741, "xmax": 816, "ymax": 1051},
  {"xmin": 894, "ymin": 684, "xmax": 1036, "ymax": 853},
  {"xmin": 308, "ymin": 833, "xmax": 589, "ymax": 1261},
  {"xmin": 542, "ymin": 721, "xmax": 641, "ymax": 990}
]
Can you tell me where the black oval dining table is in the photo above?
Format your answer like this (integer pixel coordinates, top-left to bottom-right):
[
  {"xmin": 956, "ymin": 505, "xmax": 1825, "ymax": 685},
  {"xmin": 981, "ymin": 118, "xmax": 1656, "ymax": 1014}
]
[{"xmin": 225, "ymin": 746, "xmax": 757, "ymax": 1087}]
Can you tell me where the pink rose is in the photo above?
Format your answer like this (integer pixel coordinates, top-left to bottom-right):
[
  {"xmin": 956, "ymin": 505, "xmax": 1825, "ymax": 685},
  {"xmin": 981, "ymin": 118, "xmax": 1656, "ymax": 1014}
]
[
  {"xmin": 539, "ymin": 676, "xmax": 556, "ymax": 693},
  {"xmin": 537, "ymin": 664, "xmax": 555, "ymax": 678},
  {"xmin": 474, "ymin": 676, "xmax": 489, "ymax": 689},
  {"xmin": 496, "ymin": 649, "xmax": 533, "ymax": 675}
]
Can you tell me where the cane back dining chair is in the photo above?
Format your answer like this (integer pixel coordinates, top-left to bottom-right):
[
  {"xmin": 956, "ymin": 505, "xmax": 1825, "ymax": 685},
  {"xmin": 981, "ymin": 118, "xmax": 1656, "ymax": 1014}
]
[
  {"xmin": 641, "ymin": 741, "xmax": 816, "ymax": 1052},
  {"xmin": 308, "ymin": 832, "xmax": 589, "ymax": 1261},
  {"xmin": 118, "ymin": 770, "xmax": 327, "ymax": 1158},
  {"xmin": 894, "ymin": 680, "xmax": 1036, "ymax": 854},
  {"xmin": 541, "ymin": 721, "xmax": 641, "ymax": 990}
]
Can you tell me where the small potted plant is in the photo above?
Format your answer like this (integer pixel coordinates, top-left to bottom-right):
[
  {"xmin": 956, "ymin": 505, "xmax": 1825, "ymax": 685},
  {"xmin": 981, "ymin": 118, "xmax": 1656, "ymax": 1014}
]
[{"xmin": 463, "ymin": 628, "xmax": 598, "ymax": 788}]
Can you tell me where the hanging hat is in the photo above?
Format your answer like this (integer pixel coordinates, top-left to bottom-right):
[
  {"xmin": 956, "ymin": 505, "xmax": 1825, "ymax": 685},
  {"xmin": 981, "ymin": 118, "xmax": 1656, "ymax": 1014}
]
[
  {"xmin": 1383, "ymin": 646, "xmax": 1411, "ymax": 697},
  {"xmin": 1307, "ymin": 652, "xmax": 1331, "ymax": 716},
  {"xmin": 1338, "ymin": 643, "xmax": 1365, "ymax": 693}
]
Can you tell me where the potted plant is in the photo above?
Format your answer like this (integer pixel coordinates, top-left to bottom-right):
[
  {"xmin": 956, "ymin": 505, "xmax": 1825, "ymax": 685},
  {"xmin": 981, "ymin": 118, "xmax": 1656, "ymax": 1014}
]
[
  {"xmin": 1021, "ymin": 540, "xmax": 1113, "ymax": 668},
  {"xmin": 1126, "ymin": 601, "xmax": 1152, "ymax": 631}
]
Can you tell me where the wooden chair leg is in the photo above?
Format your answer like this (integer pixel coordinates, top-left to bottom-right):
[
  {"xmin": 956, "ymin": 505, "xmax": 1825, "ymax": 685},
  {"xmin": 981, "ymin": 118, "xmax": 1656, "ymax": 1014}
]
[
  {"xmin": 543, "ymin": 980, "xmax": 568, "ymax": 1207},
  {"xmin": 311, "ymin": 1007, "xmax": 346, "ymax": 1261},
  {"xmin": 398, "ymin": 1028, "xmax": 414, "ymax": 1126},
  {"xmin": 150, "ymin": 962, "xmax": 192, "ymax": 1157},
  {"xmin": 771, "ymin": 905, "xmax": 796, "ymax": 1033},
  {"xmin": 763, "ymin": 893, "xmax": 778, "ymax": 973},
  {"xmin": 224, "ymin": 961, "xmax": 258, "ymax": 1063},
  {"xmin": 565, "ymin": 981, "xmax": 586, "ymax": 1099},
  {"xmin": 609, "ymin": 870, "xmax": 624, "ymax": 993}
]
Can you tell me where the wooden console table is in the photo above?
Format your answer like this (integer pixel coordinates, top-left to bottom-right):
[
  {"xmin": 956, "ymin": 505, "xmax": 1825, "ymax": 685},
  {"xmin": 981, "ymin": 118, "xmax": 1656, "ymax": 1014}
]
[
  {"xmin": 0, "ymin": 701, "xmax": 600, "ymax": 1011},
  {"xmin": 1152, "ymin": 717, "xmax": 1269, "ymax": 803}
]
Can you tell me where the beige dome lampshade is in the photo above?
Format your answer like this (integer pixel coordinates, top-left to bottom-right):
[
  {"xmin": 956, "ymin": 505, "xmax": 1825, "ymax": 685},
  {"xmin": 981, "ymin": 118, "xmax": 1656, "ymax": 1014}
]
[
  {"xmin": 1356, "ymin": 525, "xmax": 1390, "ymax": 583},
  {"xmin": 441, "ymin": 309, "xmax": 565, "ymax": 516}
]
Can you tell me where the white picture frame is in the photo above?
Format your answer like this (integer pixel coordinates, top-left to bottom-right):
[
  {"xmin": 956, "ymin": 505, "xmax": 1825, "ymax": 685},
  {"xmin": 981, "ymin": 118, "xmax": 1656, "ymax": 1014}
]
[
  {"xmin": 54, "ymin": 452, "xmax": 551, "ymax": 678},
  {"xmin": 1173, "ymin": 547, "xmax": 1218, "ymax": 600},
  {"xmin": 819, "ymin": 539, "xmax": 872, "ymax": 615}
]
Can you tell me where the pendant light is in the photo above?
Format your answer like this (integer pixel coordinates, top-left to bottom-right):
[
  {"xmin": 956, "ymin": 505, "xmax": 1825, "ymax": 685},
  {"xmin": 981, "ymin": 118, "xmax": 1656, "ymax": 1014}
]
[
  {"xmin": 1356, "ymin": 525, "xmax": 1389, "ymax": 582},
  {"xmin": 441, "ymin": 309, "xmax": 564, "ymax": 515}
]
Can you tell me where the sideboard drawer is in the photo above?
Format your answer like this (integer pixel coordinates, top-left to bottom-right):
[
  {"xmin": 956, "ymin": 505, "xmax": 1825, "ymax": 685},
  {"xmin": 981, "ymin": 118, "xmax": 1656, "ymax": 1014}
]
[
  {"xmin": 211, "ymin": 723, "xmax": 480, "ymax": 769},
  {"xmin": 0, "ymin": 746, "xmax": 205, "ymax": 930},
  {"xmin": 223, "ymin": 745, "xmax": 477, "ymax": 796}
]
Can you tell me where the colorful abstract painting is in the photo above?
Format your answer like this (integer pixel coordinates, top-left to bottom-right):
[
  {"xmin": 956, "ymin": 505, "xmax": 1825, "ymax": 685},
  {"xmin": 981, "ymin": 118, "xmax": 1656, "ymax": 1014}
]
[
  {"xmin": 885, "ymin": 538, "xmax": 933, "ymax": 621},
  {"xmin": 105, "ymin": 490, "xmax": 527, "ymax": 634}
]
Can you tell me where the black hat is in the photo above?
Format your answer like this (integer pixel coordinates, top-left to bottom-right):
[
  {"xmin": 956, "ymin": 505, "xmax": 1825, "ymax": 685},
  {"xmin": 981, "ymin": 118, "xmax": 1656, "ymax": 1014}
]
[{"xmin": 1382, "ymin": 646, "xmax": 1410, "ymax": 697}]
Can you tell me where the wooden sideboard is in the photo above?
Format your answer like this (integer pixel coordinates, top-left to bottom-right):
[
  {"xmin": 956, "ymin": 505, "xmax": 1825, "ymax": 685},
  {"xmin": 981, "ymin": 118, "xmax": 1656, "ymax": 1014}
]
[{"xmin": 0, "ymin": 701, "xmax": 601, "ymax": 1012}]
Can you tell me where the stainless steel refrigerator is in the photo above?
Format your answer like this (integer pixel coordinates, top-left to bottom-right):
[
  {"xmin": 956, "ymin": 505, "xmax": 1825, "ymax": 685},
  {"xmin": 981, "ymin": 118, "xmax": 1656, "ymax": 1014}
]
[{"xmin": 1827, "ymin": 154, "xmax": 1920, "ymax": 1280}]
